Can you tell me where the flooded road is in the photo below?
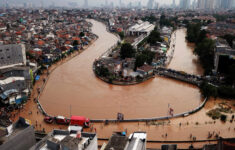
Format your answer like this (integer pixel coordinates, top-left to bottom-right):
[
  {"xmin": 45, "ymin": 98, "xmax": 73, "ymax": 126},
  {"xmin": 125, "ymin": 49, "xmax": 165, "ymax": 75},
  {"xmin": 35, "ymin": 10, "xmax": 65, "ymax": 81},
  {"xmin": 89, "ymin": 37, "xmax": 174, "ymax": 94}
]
[
  {"xmin": 168, "ymin": 29, "xmax": 204, "ymax": 75},
  {"xmin": 40, "ymin": 20, "xmax": 203, "ymax": 119}
]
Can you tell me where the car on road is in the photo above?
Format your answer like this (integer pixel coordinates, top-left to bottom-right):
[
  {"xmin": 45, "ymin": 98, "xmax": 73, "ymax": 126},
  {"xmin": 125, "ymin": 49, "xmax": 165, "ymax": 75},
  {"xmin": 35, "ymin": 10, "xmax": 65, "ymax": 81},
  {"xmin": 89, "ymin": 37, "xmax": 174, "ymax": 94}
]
[
  {"xmin": 44, "ymin": 116, "xmax": 54, "ymax": 124},
  {"xmin": 55, "ymin": 116, "xmax": 70, "ymax": 125}
]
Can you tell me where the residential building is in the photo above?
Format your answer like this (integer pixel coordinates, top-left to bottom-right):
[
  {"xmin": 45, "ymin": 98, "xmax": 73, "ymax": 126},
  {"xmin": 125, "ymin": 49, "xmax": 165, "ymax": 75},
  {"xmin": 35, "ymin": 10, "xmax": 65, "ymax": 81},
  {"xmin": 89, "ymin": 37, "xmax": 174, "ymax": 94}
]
[
  {"xmin": 0, "ymin": 44, "xmax": 26, "ymax": 69},
  {"xmin": 30, "ymin": 129, "xmax": 98, "ymax": 150},
  {"xmin": 214, "ymin": 38, "xmax": 235, "ymax": 72},
  {"xmin": 0, "ymin": 117, "xmax": 36, "ymax": 150},
  {"xmin": 103, "ymin": 132, "xmax": 147, "ymax": 150}
]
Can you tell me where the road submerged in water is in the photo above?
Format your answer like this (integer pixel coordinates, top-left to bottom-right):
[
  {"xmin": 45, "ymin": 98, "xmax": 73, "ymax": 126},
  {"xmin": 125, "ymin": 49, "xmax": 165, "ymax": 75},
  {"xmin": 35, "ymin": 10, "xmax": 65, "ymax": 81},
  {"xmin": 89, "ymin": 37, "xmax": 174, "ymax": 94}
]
[
  {"xmin": 11, "ymin": 20, "xmax": 235, "ymax": 149},
  {"xmin": 39, "ymin": 20, "xmax": 203, "ymax": 120}
]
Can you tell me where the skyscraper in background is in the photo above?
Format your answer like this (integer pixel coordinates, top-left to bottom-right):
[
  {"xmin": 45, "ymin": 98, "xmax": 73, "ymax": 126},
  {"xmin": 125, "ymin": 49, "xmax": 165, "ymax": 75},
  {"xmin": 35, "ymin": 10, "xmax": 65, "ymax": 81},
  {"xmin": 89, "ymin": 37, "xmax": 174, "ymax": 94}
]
[
  {"xmin": 137, "ymin": 1, "xmax": 141, "ymax": 9},
  {"xmin": 197, "ymin": 0, "xmax": 205, "ymax": 9},
  {"xmin": 205, "ymin": 0, "xmax": 215, "ymax": 9},
  {"xmin": 215, "ymin": 0, "xmax": 221, "ymax": 8},
  {"xmin": 147, "ymin": 0, "xmax": 154, "ymax": 9},
  {"xmin": 172, "ymin": 0, "xmax": 176, "ymax": 8},
  {"xmin": 180, "ymin": 0, "xmax": 190, "ymax": 9},
  {"xmin": 84, "ymin": 0, "xmax": 88, "ymax": 8}
]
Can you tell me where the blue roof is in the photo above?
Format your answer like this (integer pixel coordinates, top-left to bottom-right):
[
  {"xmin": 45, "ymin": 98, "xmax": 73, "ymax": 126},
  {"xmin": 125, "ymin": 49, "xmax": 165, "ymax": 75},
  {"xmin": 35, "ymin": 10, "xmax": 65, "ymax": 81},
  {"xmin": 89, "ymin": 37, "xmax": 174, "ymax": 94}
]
[{"xmin": 35, "ymin": 75, "xmax": 40, "ymax": 81}]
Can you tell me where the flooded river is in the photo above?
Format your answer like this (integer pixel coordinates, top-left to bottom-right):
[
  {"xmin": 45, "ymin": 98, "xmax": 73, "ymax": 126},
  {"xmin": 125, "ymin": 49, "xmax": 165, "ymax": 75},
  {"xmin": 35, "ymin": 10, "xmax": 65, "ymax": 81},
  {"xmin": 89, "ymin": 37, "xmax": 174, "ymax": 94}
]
[
  {"xmin": 40, "ymin": 20, "xmax": 203, "ymax": 119},
  {"xmin": 168, "ymin": 28, "xmax": 204, "ymax": 75}
]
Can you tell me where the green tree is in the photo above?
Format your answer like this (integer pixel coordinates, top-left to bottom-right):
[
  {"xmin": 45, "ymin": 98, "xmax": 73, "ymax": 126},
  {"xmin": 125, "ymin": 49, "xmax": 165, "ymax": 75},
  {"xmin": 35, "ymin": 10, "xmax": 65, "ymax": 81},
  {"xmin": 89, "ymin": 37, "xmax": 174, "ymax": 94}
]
[
  {"xmin": 194, "ymin": 38, "xmax": 215, "ymax": 74},
  {"xmin": 135, "ymin": 54, "xmax": 147, "ymax": 69},
  {"xmin": 73, "ymin": 40, "xmax": 79, "ymax": 46},
  {"xmin": 134, "ymin": 50, "xmax": 155, "ymax": 69},
  {"xmin": 186, "ymin": 23, "xmax": 201, "ymax": 43},
  {"xmin": 160, "ymin": 14, "xmax": 173, "ymax": 27},
  {"xmin": 147, "ymin": 30, "xmax": 161, "ymax": 45},
  {"xmin": 200, "ymin": 82, "xmax": 218, "ymax": 98},
  {"xmin": 120, "ymin": 43, "xmax": 136, "ymax": 59},
  {"xmin": 96, "ymin": 66, "xmax": 110, "ymax": 77},
  {"xmin": 142, "ymin": 50, "xmax": 155, "ymax": 65},
  {"xmin": 118, "ymin": 31, "xmax": 124, "ymax": 40},
  {"xmin": 218, "ymin": 86, "xmax": 235, "ymax": 99},
  {"xmin": 79, "ymin": 32, "xmax": 85, "ymax": 37},
  {"xmin": 197, "ymin": 30, "xmax": 207, "ymax": 44}
]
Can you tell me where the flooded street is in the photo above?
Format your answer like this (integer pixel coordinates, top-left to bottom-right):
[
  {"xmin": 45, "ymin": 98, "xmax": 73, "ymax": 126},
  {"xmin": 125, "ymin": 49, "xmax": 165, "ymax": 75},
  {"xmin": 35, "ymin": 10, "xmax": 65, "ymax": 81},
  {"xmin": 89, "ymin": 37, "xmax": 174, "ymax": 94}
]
[
  {"xmin": 39, "ymin": 20, "xmax": 203, "ymax": 120},
  {"xmin": 168, "ymin": 28, "xmax": 204, "ymax": 75},
  {"xmin": 13, "ymin": 20, "xmax": 234, "ymax": 149}
]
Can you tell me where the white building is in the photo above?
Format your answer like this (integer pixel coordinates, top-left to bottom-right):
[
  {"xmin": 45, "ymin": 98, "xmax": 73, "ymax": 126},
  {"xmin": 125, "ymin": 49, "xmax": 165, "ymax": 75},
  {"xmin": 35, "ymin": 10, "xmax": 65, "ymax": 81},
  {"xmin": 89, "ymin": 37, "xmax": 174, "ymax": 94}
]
[
  {"xmin": 103, "ymin": 132, "xmax": 147, "ymax": 150},
  {"xmin": 128, "ymin": 20, "xmax": 155, "ymax": 36}
]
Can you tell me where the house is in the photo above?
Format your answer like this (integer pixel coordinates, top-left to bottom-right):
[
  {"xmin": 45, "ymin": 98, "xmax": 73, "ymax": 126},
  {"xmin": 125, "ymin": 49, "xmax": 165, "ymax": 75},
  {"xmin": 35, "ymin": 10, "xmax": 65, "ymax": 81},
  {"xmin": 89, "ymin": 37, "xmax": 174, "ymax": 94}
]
[
  {"xmin": 0, "ymin": 117, "xmax": 35, "ymax": 150},
  {"xmin": 137, "ymin": 64, "xmax": 154, "ymax": 77}
]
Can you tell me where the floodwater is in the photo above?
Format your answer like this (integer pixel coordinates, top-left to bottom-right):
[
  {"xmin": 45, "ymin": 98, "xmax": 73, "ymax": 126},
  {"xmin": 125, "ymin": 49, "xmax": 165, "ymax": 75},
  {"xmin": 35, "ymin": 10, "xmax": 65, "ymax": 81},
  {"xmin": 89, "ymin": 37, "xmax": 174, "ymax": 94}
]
[
  {"xmin": 168, "ymin": 28, "xmax": 204, "ymax": 75},
  {"xmin": 40, "ymin": 20, "xmax": 203, "ymax": 119}
]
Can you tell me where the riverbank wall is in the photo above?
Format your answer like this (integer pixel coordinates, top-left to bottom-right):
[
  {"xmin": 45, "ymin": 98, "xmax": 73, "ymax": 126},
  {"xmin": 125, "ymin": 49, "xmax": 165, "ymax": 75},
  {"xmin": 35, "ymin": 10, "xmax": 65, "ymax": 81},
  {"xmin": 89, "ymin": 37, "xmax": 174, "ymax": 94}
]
[{"xmin": 35, "ymin": 19, "xmax": 208, "ymax": 124}]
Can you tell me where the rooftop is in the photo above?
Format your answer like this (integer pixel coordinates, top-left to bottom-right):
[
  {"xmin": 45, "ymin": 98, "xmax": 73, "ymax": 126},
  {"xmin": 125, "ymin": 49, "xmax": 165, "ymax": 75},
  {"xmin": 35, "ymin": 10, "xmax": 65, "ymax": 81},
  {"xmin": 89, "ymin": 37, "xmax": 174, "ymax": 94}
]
[
  {"xmin": 104, "ymin": 132, "xmax": 147, "ymax": 150},
  {"xmin": 31, "ymin": 128, "xmax": 97, "ymax": 150}
]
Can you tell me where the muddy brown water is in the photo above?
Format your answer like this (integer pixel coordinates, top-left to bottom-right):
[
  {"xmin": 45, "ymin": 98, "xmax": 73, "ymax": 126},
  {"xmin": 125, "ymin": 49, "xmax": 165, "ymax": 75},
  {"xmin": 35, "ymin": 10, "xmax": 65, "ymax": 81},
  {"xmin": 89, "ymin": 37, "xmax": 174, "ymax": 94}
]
[{"xmin": 39, "ymin": 20, "xmax": 203, "ymax": 120}]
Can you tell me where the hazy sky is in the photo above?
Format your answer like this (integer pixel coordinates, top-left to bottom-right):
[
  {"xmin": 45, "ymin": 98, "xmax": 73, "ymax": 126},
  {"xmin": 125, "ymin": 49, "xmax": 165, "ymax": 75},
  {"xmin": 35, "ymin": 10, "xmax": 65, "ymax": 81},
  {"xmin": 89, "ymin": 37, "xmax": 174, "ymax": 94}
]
[
  {"xmin": 4, "ymin": 0, "xmax": 183, "ymax": 7},
  {"xmin": 63, "ymin": 0, "xmax": 181, "ymax": 6}
]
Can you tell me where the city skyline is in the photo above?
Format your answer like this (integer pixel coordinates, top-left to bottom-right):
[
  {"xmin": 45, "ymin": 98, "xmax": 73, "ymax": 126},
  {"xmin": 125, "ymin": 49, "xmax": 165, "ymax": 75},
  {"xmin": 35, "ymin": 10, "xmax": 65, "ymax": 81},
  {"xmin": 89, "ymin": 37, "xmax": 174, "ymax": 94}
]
[
  {"xmin": 0, "ymin": 0, "xmax": 186, "ymax": 8},
  {"xmin": 0, "ymin": 0, "xmax": 235, "ymax": 9}
]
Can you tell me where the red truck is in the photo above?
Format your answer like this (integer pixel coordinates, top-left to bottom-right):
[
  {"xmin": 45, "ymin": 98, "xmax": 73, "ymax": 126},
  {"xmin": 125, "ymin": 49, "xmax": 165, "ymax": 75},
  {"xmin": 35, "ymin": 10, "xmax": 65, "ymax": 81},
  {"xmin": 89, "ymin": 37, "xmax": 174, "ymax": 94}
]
[{"xmin": 70, "ymin": 116, "xmax": 90, "ymax": 127}]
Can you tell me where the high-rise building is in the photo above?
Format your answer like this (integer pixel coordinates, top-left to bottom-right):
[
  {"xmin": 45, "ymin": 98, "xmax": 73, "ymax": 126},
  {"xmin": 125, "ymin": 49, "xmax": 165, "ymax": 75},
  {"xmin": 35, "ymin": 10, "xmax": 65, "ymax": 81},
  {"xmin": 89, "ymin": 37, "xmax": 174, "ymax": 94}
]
[
  {"xmin": 220, "ymin": 0, "xmax": 235, "ymax": 8},
  {"xmin": 138, "ymin": 1, "xmax": 141, "ymax": 9},
  {"xmin": 198, "ymin": 0, "xmax": 205, "ymax": 9},
  {"xmin": 192, "ymin": 0, "xmax": 197, "ymax": 9},
  {"xmin": 84, "ymin": 0, "xmax": 88, "ymax": 8},
  {"xmin": 205, "ymin": 0, "xmax": 215, "ymax": 9},
  {"xmin": 215, "ymin": 0, "xmax": 221, "ymax": 8},
  {"xmin": 147, "ymin": 0, "xmax": 154, "ymax": 9},
  {"xmin": 172, "ymin": 0, "xmax": 176, "ymax": 8},
  {"xmin": 180, "ymin": 0, "xmax": 190, "ymax": 9}
]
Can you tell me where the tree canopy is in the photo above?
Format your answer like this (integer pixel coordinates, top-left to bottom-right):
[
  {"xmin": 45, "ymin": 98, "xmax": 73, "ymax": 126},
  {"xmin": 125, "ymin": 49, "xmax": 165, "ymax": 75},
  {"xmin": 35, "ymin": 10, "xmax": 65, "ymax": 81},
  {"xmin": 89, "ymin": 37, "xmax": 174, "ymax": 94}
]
[
  {"xmin": 200, "ymin": 82, "xmax": 218, "ymax": 98},
  {"xmin": 147, "ymin": 28, "xmax": 162, "ymax": 45},
  {"xmin": 120, "ymin": 43, "xmax": 136, "ymax": 59},
  {"xmin": 118, "ymin": 31, "xmax": 124, "ymax": 40},
  {"xmin": 186, "ymin": 23, "xmax": 202, "ymax": 43},
  {"xmin": 194, "ymin": 38, "xmax": 215, "ymax": 74},
  {"xmin": 135, "ymin": 50, "xmax": 155, "ymax": 69},
  {"xmin": 72, "ymin": 40, "xmax": 79, "ymax": 46},
  {"xmin": 79, "ymin": 32, "xmax": 85, "ymax": 37}
]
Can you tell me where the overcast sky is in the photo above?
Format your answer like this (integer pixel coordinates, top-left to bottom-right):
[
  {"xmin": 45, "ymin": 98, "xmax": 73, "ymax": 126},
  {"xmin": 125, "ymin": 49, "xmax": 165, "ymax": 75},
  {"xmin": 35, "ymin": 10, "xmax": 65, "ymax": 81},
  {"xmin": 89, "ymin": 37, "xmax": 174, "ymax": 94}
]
[
  {"xmin": 61, "ymin": 0, "xmax": 181, "ymax": 6},
  {"xmin": 3, "ymin": 0, "xmax": 184, "ymax": 7}
]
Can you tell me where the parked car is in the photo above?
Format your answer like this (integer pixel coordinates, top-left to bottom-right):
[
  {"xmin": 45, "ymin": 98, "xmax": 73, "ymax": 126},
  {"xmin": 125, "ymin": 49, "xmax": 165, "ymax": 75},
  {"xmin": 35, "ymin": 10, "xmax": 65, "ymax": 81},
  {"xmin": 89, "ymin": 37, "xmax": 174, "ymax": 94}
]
[
  {"xmin": 44, "ymin": 116, "xmax": 54, "ymax": 124},
  {"xmin": 55, "ymin": 116, "xmax": 70, "ymax": 125},
  {"xmin": 70, "ymin": 116, "xmax": 90, "ymax": 127}
]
